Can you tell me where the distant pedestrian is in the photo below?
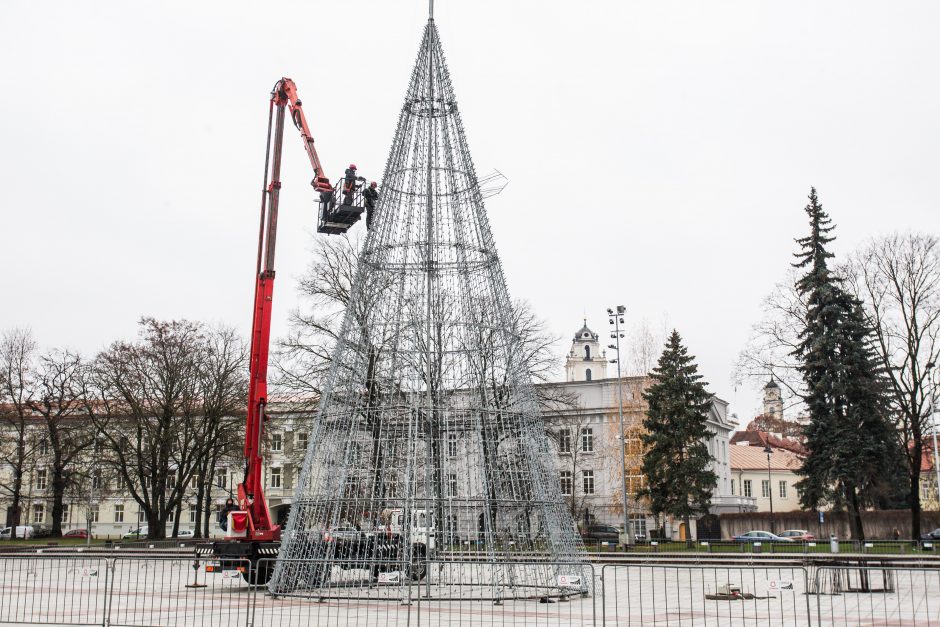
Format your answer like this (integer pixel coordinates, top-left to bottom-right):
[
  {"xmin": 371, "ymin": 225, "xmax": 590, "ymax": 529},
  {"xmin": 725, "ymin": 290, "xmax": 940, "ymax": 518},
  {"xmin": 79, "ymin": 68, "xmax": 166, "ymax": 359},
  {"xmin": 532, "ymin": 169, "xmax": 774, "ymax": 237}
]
[{"xmin": 893, "ymin": 528, "xmax": 901, "ymax": 541}]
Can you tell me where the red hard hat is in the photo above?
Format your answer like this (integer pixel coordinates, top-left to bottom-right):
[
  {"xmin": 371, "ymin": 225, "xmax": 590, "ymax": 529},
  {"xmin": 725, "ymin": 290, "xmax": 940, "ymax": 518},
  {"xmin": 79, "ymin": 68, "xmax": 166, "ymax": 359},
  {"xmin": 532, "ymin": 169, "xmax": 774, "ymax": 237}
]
[
  {"xmin": 370, "ymin": 181, "xmax": 377, "ymax": 187},
  {"xmin": 349, "ymin": 163, "xmax": 357, "ymax": 169}
]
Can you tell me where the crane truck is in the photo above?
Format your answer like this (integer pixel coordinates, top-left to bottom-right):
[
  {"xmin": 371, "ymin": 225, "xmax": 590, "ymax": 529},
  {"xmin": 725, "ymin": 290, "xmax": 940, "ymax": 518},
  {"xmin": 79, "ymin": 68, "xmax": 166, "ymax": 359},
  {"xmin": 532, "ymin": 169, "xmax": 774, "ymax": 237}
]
[{"xmin": 197, "ymin": 78, "xmax": 431, "ymax": 586}]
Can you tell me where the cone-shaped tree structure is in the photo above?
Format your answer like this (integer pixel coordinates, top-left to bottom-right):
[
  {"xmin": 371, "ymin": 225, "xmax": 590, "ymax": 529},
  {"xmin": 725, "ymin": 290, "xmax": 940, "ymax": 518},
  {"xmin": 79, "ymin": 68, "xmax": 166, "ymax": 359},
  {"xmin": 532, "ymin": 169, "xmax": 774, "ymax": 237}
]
[{"xmin": 270, "ymin": 19, "xmax": 587, "ymax": 598}]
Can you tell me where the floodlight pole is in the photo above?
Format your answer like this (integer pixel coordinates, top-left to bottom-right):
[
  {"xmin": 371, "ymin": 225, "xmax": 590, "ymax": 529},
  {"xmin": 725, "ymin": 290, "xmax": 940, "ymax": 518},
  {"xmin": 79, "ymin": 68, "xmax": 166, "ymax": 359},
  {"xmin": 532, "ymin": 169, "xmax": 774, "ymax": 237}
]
[
  {"xmin": 927, "ymin": 362, "xmax": 940, "ymax": 509},
  {"xmin": 607, "ymin": 305, "xmax": 633, "ymax": 547},
  {"xmin": 764, "ymin": 445, "xmax": 775, "ymax": 534}
]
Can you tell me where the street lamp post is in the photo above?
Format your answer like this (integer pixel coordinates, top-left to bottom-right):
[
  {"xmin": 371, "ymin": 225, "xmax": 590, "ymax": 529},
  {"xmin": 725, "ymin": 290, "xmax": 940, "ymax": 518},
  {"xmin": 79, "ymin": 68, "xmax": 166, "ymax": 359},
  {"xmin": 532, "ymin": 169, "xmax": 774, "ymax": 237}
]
[
  {"xmin": 607, "ymin": 305, "xmax": 634, "ymax": 546},
  {"xmin": 926, "ymin": 362, "xmax": 940, "ymax": 508},
  {"xmin": 764, "ymin": 444, "xmax": 774, "ymax": 534}
]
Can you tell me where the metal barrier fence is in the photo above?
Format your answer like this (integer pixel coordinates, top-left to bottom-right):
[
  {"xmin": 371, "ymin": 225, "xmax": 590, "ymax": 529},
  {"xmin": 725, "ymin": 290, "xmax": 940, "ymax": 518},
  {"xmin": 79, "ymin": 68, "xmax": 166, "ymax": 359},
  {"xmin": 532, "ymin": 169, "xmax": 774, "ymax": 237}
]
[
  {"xmin": 0, "ymin": 555, "xmax": 109, "ymax": 625},
  {"xmin": 580, "ymin": 538, "xmax": 939, "ymax": 555},
  {"xmin": 2, "ymin": 555, "xmax": 940, "ymax": 625},
  {"xmin": 600, "ymin": 563, "xmax": 811, "ymax": 625},
  {"xmin": 813, "ymin": 565, "xmax": 940, "ymax": 625}
]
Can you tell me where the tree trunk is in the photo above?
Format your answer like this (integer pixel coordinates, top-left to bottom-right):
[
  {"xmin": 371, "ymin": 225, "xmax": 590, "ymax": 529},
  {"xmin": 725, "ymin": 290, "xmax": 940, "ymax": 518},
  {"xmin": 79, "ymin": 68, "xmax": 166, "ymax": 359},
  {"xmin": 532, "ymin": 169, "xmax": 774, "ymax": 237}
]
[
  {"xmin": 171, "ymin": 501, "xmax": 182, "ymax": 537},
  {"xmin": 194, "ymin": 475, "xmax": 206, "ymax": 539},
  {"xmin": 909, "ymin": 441, "xmax": 923, "ymax": 539},
  {"xmin": 50, "ymin": 468, "xmax": 68, "ymax": 537},
  {"xmin": 9, "ymin": 471, "xmax": 23, "ymax": 539},
  {"xmin": 848, "ymin": 485, "xmax": 865, "ymax": 541}
]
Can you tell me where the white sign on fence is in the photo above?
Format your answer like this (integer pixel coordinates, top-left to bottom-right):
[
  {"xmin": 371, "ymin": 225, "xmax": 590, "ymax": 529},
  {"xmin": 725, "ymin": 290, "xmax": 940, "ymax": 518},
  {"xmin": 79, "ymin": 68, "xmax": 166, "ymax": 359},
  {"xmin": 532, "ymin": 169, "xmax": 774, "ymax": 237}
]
[
  {"xmin": 222, "ymin": 570, "xmax": 241, "ymax": 579},
  {"xmin": 80, "ymin": 567, "xmax": 98, "ymax": 578},
  {"xmin": 378, "ymin": 572, "xmax": 401, "ymax": 584},
  {"xmin": 765, "ymin": 579, "xmax": 794, "ymax": 592},
  {"xmin": 557, "ymin": 575, "xmax": 582, "ymax": 588}
]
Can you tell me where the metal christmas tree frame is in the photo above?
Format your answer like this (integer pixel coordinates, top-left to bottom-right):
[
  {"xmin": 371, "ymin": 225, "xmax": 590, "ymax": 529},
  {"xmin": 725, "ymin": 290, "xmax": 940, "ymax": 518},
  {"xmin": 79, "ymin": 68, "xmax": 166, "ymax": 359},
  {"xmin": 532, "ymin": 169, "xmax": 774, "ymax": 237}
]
[{"xmin": 270, "ymin": 17, "xmax": 588, "ymax": 601}]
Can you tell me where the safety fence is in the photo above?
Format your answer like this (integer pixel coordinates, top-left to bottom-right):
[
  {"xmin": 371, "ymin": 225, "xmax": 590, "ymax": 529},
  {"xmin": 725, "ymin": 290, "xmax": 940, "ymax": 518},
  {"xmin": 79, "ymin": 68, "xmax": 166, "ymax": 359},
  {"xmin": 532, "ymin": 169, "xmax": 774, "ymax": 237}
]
[
  {"xmin": 1, "ymin": 555, "xmax": 939, "ymax": 625},
  {"xmin": 580, "ymin": 538, "xmax": 939, "ymax": 555}
]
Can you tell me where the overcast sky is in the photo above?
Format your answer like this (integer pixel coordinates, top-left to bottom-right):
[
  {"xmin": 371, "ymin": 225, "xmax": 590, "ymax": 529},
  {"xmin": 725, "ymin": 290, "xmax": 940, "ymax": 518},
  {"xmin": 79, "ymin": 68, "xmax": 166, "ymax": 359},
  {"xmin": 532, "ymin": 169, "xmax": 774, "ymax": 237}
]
[{"xmin": 2, "ymin": 0, "xmax": 938, "ymax": 422}]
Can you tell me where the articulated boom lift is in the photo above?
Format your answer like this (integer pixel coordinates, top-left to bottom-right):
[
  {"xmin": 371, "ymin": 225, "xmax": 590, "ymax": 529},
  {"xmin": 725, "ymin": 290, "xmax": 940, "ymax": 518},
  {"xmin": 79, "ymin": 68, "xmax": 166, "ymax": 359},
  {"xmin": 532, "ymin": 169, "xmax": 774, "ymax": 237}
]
[{"xmin": 200, "ymin": 78, "xmax": 364, "ymax": 582}]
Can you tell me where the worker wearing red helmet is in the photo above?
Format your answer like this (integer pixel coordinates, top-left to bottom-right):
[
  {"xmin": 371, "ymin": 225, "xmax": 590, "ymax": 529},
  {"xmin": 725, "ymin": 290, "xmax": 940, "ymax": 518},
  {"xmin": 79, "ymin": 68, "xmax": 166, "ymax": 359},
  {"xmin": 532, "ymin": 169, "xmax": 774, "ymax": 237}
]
[{"xmin": 362, "ymin": 181, "xmax": 379, "ymax": 230}]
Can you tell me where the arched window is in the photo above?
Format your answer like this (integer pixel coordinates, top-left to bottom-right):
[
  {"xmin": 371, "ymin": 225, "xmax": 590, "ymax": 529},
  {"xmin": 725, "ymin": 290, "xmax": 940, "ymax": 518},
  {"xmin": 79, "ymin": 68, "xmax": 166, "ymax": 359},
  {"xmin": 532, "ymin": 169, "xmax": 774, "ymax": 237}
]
[
  {"xmin": 584, "ymin": 345, "xmax": 591, "ymax": 360},
  {"xmin": 585, "ymin": 368, "xmax": 592, "ymax": 381}
]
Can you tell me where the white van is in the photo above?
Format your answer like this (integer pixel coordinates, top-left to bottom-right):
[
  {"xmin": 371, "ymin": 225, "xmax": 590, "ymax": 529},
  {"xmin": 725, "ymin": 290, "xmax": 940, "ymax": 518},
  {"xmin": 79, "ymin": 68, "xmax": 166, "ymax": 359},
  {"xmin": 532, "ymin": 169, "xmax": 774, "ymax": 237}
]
[{"xmin": 0, "ymin": 525, "xmax": 34, "ymax": 539}]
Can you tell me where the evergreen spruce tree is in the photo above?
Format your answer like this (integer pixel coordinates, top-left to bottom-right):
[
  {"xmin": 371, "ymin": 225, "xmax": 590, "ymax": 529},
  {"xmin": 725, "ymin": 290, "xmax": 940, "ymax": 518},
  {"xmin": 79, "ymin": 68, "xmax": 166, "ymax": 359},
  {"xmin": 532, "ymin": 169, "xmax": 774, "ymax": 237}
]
[
  {"xmin": 793, "ymin": 187, "xmax": 895, "ymax": 540},
  {"xmin": 641, "ymin": 330, "xmax": 717, "ymax": 543}
]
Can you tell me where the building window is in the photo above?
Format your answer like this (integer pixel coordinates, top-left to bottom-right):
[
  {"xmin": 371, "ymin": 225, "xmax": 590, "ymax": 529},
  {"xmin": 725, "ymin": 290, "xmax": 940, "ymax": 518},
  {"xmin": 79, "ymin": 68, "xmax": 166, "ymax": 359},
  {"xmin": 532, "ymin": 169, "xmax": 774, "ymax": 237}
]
[
  {"xmin": 114, "ymin": 504, "xmax": 124, "ymax": 523},
  {"xmin": 271, "ymin": 433, "xmax": 282, "ymax": 452},
  {"xmin": 559, "ymin": 429, "xmax": 572, "ymax": 453},
  {"xmin": 447, "ymin": 473, "xmax": 458, "ymax": 497},
  {"xmin": 36, "ymin": 469, "xmax": 47, "ymax": 490},
  {"xmin": 585, "ymin": 345, "xmax": 591, "ymax": 360},
  {"xmin": 560, "ymin": 471, "xmax": 572, "ymax": 496},
  {"xmin": 138, "ymin": 509, "xmax": 146, "ymax": 523},
  {"xmin": 32, "ymin": 504, "xmax": 44, "ymax": 524},
  {"xmin": 90, "ymin": 504, "xmax": 99, "ymax": 523},
  {"xmin": 297, "ymin": 432, "xmax": 308, "ymax": 451},
  {"xmin": 743, "ymin": 480, "xmax": 752, "ymax": 498},
  {"xmin": 761, "ymin": 480, "xmax": 771, "ymax": 498},
  {"xmin": 582, "ymin": 470, "xmax": 595, "ymax": 495},
  {"xmin": 39, "ymin": 438, "xmax": 49, "ymax": 455},
  {"xmin": 447, "ymin": 432, "xmax": 458, "ymax": 458},
  {"xmin": 581, "ymin": 428, "xmax": 594, "ymax": 453},
  {"xmin": 585, "ymin": 368, "xmax": 592, "ymax": 381},
  {"xmin": 779, "ymin": 481, "xmax": 787, "ymax": 499},
  {"xmin": 731, "ymin": 479, "xmax": 735, "ymax": 496},
  {"xmin": 92, "ymin": 471, "xmax": 102, "ymax": 491},
  {"xmin": 270, "ymin": 467, "xmax": 282, "ymax": 488},
  {"xmin": 167, "ymin": 510, "xmax": 174, "ymax": 523},
  {"xmin": 630, "ymin": 514, "xmax": 648, "ymax": 539},
  {"xmin": 189, "ymin": 504, "xmax": 197, "ymax": 523},
  {"xmin": 215, "ymin": 469, "xmax": 227, "ymax": 489},
  {"xmin": 61, "ymin": 504, "xmax": 69, "ymax": 524}
]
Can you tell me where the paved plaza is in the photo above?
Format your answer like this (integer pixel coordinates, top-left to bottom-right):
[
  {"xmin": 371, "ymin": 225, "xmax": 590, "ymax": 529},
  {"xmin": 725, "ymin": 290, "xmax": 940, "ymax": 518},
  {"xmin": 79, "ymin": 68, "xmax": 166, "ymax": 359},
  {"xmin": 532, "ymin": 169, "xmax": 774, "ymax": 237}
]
[{"xmin": 1, "ymin": 556, "xmax": 939, "ymax": 625}]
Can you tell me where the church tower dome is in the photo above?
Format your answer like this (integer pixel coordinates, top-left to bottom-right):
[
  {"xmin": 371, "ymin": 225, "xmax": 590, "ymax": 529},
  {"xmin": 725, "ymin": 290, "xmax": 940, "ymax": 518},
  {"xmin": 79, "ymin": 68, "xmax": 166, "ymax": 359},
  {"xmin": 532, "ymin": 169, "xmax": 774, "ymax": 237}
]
[
  {"xmin": 565, "ymin": 319, "xmax": 607, "ymax": 382},
  {"xmin": 763, "ymin": 377, "xmax": 783, "ymax": 418}
]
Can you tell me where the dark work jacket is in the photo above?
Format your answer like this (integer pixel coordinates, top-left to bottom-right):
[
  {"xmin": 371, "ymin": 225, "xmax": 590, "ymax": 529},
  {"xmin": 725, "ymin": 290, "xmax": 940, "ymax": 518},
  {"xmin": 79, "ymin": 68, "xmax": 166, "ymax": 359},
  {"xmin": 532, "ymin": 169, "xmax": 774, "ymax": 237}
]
[
  {"xmin": 344, "ymin": 168, "xmax": 357, "ymax": 184},
  {"xmin": 363, "ymin": 187, "xmax": 379, "ymax": 206}
]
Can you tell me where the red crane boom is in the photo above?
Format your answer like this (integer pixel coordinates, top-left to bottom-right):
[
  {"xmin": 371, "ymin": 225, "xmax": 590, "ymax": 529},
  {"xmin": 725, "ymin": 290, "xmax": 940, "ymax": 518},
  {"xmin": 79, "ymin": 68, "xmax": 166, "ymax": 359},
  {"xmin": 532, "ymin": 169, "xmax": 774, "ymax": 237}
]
[{"xmin": 237, "ymin": 77, "xmax": 341, "ymax": 543}]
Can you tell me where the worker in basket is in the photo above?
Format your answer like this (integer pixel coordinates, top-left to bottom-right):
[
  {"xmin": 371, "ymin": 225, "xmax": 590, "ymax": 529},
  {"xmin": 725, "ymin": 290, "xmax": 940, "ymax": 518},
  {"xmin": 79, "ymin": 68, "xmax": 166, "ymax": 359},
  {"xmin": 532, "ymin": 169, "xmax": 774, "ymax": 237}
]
[
  {"xmin": 362, "ymin": 181, "xmax": 379, "ymax": 230},
  {"xmin": 218, "ymin": 498, "xmax": 239, "ymax": 531},
  {"xmin": 343, "ymin": 164, "xmax": 365, "ymax": 206}
]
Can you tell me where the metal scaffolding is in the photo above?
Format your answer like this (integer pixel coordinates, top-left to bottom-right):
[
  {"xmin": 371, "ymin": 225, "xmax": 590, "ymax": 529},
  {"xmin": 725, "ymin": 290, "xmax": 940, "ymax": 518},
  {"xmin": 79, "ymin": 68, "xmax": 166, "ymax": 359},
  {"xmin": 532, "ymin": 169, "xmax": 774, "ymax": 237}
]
[{"xmin": 270, "ymin": 18, "xmax": 587, "ymax": 599}]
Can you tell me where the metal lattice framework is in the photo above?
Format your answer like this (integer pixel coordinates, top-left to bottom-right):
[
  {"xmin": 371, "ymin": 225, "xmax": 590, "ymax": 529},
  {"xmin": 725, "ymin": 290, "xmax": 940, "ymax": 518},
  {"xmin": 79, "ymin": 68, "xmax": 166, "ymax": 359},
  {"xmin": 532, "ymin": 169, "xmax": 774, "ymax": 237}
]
[{"xmin": 270, "ymin": 18, "xmax": 587, "ymax": 599}]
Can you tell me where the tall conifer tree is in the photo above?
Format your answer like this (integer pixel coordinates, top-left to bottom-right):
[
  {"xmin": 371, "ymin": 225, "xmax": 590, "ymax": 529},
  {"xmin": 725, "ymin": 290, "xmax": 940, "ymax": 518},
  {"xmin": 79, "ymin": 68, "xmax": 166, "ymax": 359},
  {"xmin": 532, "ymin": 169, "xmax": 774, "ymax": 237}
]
[
  {"xmin": 793, "ymin": 188, "xmax": 895, "ymax": 540},
  {"xmin": 641, "ymin": 330, "xmax": 717, "ymax": 541}
]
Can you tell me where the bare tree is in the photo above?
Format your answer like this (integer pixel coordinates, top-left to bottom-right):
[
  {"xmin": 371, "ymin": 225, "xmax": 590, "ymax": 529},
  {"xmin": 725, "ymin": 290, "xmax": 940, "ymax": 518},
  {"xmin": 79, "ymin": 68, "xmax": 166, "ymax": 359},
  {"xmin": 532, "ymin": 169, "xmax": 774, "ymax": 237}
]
[
  {"xmin": 26, "ymin": 349, "xmax": 97, "ymax": 536},
  {"xmin": 191, "ymin": 326, "xmax": 247, "ymax": 538},
  {"xmin": 846, "ymin": 233, "xmax": 940, "ymax": 537},
  {"xmin": 625, "ymin": 319, "xmax": 664, "ymax": 377},
  {"xmin": 0, "ymin": 328, "xmax": 39, "ymax": 538},
  {"xmin": 86, "ymin": 318, "xmax": 207, "ymax": 539},
  {"xmin": 733, "ymin": 267, "xmax": 807, "ymax": 403}
]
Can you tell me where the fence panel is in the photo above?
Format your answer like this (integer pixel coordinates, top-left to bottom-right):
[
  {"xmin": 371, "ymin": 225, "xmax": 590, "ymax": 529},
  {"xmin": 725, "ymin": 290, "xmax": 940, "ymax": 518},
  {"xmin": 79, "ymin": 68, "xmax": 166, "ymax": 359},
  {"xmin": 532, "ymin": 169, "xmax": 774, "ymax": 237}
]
[
  {"xmin": 0, "ymin": 555, "xmax": 108, "ymax": 625},
  {"xmin": 600, "ymin": 563, "xmax": 810, "ymax": 626},
  {"xmin": 813, "ymin": 565, "xmax": 940, "ymax": 626},
  {"xmin": 254, "ymin": 558, "xmax": 595, "ymax": 627},
  {"xmin": 106, "ymin": 556, "xmax": 251, "ymax": 627}
]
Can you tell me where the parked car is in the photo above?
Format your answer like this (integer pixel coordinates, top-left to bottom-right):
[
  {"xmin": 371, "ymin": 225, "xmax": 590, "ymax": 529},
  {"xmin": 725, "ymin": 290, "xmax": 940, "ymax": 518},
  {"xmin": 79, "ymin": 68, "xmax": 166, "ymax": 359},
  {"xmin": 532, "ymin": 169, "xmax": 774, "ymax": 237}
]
[
  {"xmin": 327, "ymin": 525, "xmax": 363, "ymax": 541},
  {"xmin": 921, "ymin": 528, "xmax": 940, "ymax": 541},
  {"xmin": 580, "ymin": 524, "xmax": 620, "ymax": 544},
  {"xmin": 31, "ymin": 526, "xmax": 53, "ymax": 539},
  {"xmin": 0, "ymin": 525, "xmax": 34, "ymax": 540},
  {"xmin": 121, "ymin": 526, "xmax": 148, "ymax": 539},
  {"xmin": 732, "ymin": 530, "xmax": 794, "ymax": 543},
  {"xmin": 778, "ymin": 529, "xmax": 815, "ymax": 541},
  {"xmin": 175, "ymin": 530, "xmax": 195, "ymax": 539},
  {"xmin": 63, "ymin": 528, "xmax": 91, "ymax": 539}
]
